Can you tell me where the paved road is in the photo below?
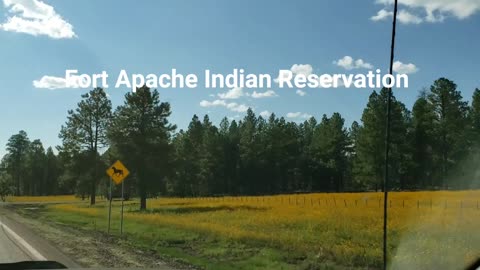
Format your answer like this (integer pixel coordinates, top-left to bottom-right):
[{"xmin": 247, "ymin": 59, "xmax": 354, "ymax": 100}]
[
  {"xmin": 0, "ymin": 203, "xmax": 178, "ymax": 269},
  {"xmin": 0, "ymin": 203, "xmax": 79, "ymax": 268},
  {"xmin": 0, "ymin": 222, "xmax": 31, "ymax": 263}
]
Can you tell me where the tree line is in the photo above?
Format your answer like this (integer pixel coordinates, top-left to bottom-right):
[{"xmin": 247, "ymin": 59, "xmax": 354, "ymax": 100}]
[{"xmin": 1, "ymin": 78, "xmax": 479, "ymax": 209}]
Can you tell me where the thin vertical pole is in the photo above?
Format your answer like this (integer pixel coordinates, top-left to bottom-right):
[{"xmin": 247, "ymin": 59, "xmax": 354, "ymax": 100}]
[
  {"xmin": 383, "ymin": 0, "xmax": 399, "ymax": 269},
  {"xmin": 120, "ymin": 180, "xmax": 124, "ymax": 235},
  {"xmin": 108, "ymin": 177, "xmax": 112, "ymax": 234}
]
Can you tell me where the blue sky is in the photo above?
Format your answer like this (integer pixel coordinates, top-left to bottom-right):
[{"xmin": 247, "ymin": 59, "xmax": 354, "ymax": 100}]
[{"xmin": 0, "ymin": 0, "xmax": 479, "ymax": 156}]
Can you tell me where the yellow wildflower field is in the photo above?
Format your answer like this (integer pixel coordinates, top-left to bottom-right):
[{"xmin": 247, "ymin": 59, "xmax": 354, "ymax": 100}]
[
  {"xmin": 17, "ymin": 191, "xmax": 480, "ymax": 269},
  {"xmin": 6, "ymin": 195, "xmax": 79, "ymax": 203}
]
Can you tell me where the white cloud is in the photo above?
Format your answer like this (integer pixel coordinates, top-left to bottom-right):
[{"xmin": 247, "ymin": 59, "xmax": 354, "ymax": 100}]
[
  {"xmin": 274, "ymin": 64, "xmax": 313, "ymax": 83},
  {"xmin": 398, "ymin": 10, "xmax": 424, "ymax": 24},
  {"xmin": 200, "ymin": 99, "xmax": 225, "ymax": 107},
  {"xmin": 372, "ymin": 0, "xmax": 480, "ymax": 24},
  {"xmin": 217, "ymin": 87, "xmax": 244, "ymax": 99},
  {"xmin": 371, "ymin": 9, "xmax": 423, "ymax": 24},
  {"xmin": 0, "ymin": 0, "xmax": 76, "ymax": 39},
  {"xmin": 33, "ymin": 75, "xmax": 85, "ymax": 89},
  {"xmin": 371, "ymin": 9, "xmax": 393, "ymax": 21},
  {"xmin": 200, "ymin": 99, "xmax": 250, "ymax": 113},
  {"xmin": 286, "ymin": 112, "xmax": 312, "ymax": 119},
  {"xmin": 259, "ymin": 110, "xmax": 270, "ymax": 118},
  {"xmin": 393, "ymin": 61, "xmax": 419, "ymax": 74},
  {"xmin": 296, "ymin": 89, "xmax": 307, "ymax": 96},
  {"xmin": 251, "ymin": 90, "xmax": 277, "ymax": 99},
  {"xmin": 290, "ymin": 64, "xmax": 313, "ymax": 76},
  {"xmin": 333, "ymin": 56, "xmax": 373, "ymax": 70},
  {"xmin": 226, "ymin": 103, "xmax": 249, "ymax": 112}
]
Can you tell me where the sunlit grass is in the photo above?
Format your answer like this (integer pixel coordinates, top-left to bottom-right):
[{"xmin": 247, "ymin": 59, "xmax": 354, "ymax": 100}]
[
  {"xmin": 23, "ymin": 191, "xmax": 480, "ymax": 269},
  {"xmin": 6, "ymin": 195, "xmax": 109, "ymax": 203},
  {"xmin": 6, "ymin": 195, "xmax": 79, "ymax": 203}
]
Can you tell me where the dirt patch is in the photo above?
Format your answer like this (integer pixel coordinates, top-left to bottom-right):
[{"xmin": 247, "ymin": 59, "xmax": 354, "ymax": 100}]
[{"xmin": 7, "ymin": 204, "xmax": 195, "ymax": 270}]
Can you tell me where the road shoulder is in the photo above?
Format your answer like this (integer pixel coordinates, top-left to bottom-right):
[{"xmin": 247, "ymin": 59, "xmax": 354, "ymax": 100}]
[
  {"xmin": 0, "ymin": 204, "xmax": 80, "ymax": 268},
  {"xmin": 2, "ymin": 203, "xmax": 184, "ymax": 269}
]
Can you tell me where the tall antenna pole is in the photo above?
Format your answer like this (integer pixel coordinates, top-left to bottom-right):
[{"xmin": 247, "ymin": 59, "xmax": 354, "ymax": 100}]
[{"xmin": 384, "ymin": 0, "xmax": 399, "ymax": 269}]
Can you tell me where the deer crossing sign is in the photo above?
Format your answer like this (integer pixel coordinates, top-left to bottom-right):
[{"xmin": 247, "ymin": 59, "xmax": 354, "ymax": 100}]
[{"xmin": 106, "ymin": 160, "xmax": 130, "ymax": 185}]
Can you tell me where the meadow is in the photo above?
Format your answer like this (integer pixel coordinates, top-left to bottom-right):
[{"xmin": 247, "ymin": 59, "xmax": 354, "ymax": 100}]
[{"xmin": 7, "ymin": 191, "xmax": 480, "ymax": 270}]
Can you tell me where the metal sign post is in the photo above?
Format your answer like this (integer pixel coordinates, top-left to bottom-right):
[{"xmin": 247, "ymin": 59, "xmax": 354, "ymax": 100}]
[
  {"xmin": 106, "ymin": 160, "xmax": 130, "ymax": 236},
  {"xmin": 108, "ymin": 176, "xmax": 112, "ymax": 234},
  {"xmin": 120, "ymin": 180, "xmax": 124, "ymax": 235}
]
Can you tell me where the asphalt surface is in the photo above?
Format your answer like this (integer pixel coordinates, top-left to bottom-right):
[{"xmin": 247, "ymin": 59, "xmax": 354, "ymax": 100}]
[
  {"xmin": 0, "ymin": 222, "xmax": 31, "ymax": 263},
  {"xmin": 0, "ymin": 203, "xmax": 80, "ymax": 268},
  {"xmin": 0, "ymin": 203, "xmax": 177, "ymax": 270}
]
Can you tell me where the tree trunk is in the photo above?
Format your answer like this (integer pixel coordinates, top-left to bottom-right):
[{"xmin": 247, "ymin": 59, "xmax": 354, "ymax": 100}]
[
  {"xmin": 90, "ymin": 184, "xmax": 96, "ymax": 205},
  {"xmin": 90, "ymin": 150, "xmax": 97, "ymax": 205},
  {"xmin": 138, "ymin": 165, "xmax": 147, "ymax": 210},
  {"xmin": 140, "ymin": 194, "xmax": 147, "ymax": 210},
  {"xmin": 16, "ymin": 174, "xmax": 20, "ymax": 196}
]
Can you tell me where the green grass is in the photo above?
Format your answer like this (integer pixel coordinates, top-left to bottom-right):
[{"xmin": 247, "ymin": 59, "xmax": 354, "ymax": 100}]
[
  {"xmin": 18, "ymin": 205, "xmax": 310, "ymax": 270},
  {"xmin": 14, "ymin": 191, "xmax": 480, "ymax": 270}
]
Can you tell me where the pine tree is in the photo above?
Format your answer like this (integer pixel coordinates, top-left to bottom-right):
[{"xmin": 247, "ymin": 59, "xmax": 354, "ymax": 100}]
[
  {"xmin": 26, "ymin": 139, "xmax": 46, "ymax": 195},
  {"xmin": 5, "ymin": 131, "xmax": 30, "ymax": 195},
  {"xmin": 353, "ymin": 89, "xmax": 410, "ymax": 190},
  {"xmin": 411, "ymin": 91, "xmax": 436, "ymax": 188},
  {"xmin": 310, "ymin": 113, "xmax": 349, "ymax": 191},
  {"xmin": 428, "ymin": 78, "xmax": 469, "ymax": 188},
  {"xmin": 470, "ymin": 89, "xmax": 480, "ymax": 145},
  {"xmin": 59, "ymin": 88, "xmax": 112, "ymax": 205},
  {"xmin": 44, "ymin": 147, "xmax": 59, "ymax": 195},
  {"xmin": 108, "ymin": 86, "xmax": 175, "ymax": 210}
]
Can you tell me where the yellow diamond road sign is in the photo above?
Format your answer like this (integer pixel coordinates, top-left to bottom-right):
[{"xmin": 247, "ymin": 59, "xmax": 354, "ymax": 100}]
[{"xmin": 106, "ymin": 160, "xmax": 130, "ymax": 185}]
